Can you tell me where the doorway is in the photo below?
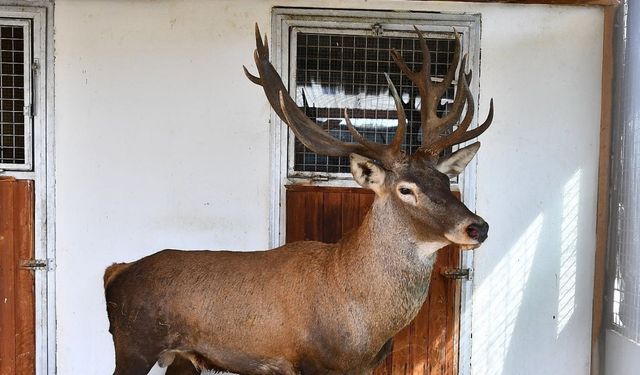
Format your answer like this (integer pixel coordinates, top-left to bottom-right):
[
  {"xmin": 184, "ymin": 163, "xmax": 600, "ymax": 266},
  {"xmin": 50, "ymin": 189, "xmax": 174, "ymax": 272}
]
[
  {"xmin": 270, "ymin": 8, "xmax": 481, "ymax": 374},
  {"xmin": 0, "ymin": 5, "xmax": 53, "ymax": 374}
]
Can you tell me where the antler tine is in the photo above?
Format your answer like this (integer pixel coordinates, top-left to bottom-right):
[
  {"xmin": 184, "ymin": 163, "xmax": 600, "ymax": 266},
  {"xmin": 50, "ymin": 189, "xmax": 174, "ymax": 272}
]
[
  {"xmin": 414, "ymin": 25, "xmax": 432, "ymax": 78},
  {"xmin": 423, "ymin": 69, "xmax": 474, "ymax": 153},
  {"xmin": 390, "ymin": 26, "xmax": 431, "ymax": 80},
  {"xmin": 421, "ymin": 54, "xmax": 470, "ymax": 142},
  {"xmin": 244, "ymin": 23, "xmax": 406, "ymax": 167},
  {"xmin": 384, "ymin": 73, "xmax": 407, "ymax": 154},
  {"xmin": 391, "ymin": 27, "xmax": 434, "ymax": 135},
  {"xmin": 243, "ymin": 25, "xmax": 264, "ymax": 85},
  {"xmin": 392, "ymin": 27, "xmax": 473, "ymax": 150},
  {"xmin": 425, "ymin": 72, "xmax": 494, "ymax": 155},
  {"xmin": 391, "ymin": 26, "xmax": 494, "ymax": 157},
  {"xmin": 341, "ymin": 74, "xmax": 408, "ymax": 167},
  {"xmin": 343, "ymin": 109, "xmax": 389, "ymax": 156},
  {"xmin": 448, "ymin": 98, "xmax": 493, "ymax": 146}
]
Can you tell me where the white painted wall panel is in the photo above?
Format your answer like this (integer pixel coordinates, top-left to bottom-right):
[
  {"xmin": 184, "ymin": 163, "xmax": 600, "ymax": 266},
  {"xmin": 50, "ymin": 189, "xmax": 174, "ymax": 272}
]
[
  {"xmin": 472, "ymin": 6, "xmax": 603, "ymax": 375},
  {"xmin": 605, "ymin": 330, "xmax": 640, "ymax": 375},
  {"xmin": 53, "ymin": 1, "xmax": 275, "ymax": 372},
  {"xmin": 54, "ymin": 1, "xmax": 603, "ymax": 374}
]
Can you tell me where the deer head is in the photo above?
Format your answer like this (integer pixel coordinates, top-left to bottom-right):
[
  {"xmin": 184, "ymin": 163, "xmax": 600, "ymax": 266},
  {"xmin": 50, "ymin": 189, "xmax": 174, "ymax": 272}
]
[{"xmin": 244, "ymin": 24, "xmax": 493, "ymax": 250}]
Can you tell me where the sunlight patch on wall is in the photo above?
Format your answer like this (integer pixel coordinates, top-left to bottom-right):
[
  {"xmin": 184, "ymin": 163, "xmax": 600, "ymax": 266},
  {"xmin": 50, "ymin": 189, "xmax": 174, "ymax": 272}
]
[
  {"xmin": 556, "ymin": 169, "xmax": 581, "ymax": 337},
  {"xmin": 473, "ymin": 214, "xmax": 544, "ymax": 375}
]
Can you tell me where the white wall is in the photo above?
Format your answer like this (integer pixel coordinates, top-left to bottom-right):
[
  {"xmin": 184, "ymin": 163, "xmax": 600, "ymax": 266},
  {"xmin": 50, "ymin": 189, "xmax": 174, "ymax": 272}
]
[
  {"xmin": 54, "ymin": 1, "xmax": 603, "ymax": 374},
  {"xmin": 605, "ymin": 330, "xmax": 640, "ymax": 375},
  {"xmin": 472, "ymin": 6, "xmax": 602, "ymax": 374}
]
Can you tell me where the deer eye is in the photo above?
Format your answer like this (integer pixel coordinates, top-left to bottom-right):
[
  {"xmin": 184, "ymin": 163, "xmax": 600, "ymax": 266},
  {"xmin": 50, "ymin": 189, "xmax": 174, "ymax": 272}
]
[{"xmin": 399, "ymin": 187, "xmax": 413, "ymax": 195}]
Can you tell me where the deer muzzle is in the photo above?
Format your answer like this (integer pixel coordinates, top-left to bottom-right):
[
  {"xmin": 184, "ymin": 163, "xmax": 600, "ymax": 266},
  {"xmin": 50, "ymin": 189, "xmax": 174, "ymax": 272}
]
[
  {"xmin": 443, "ymin": 216, "xmax": 489, "ymax": 250},
  {"xmin": 466, "ymin": 221, "xmax": 489, "ymax": 243}
]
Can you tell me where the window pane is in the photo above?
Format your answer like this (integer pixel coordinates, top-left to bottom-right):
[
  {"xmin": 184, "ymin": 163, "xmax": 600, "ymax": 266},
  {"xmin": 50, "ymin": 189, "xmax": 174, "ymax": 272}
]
[
  {"xmin": 609, "ymin": 1, "xmax": 640, "ymax": 343},
  {"xmin": 0, "ymin": 25, "xmax": 26, "ymax": 165},
  {"xmin": 293, "ymin": 31, "xmax": 457, "ymax": 174}
]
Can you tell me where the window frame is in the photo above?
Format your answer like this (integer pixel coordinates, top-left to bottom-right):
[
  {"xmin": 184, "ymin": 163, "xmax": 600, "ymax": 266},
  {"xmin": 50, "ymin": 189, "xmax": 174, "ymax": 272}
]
[
  {"xmin": 288, "ymin": 26, "xmax": 462, "ymax": 179},
  {"xmin": 272, "ymin": 8, "xmax": 482, "ymax": 184},
  {"xmin": 269, "ymin": 9, "xmax": 482, "ymax": 375},
  {"xmin": 0, "ymin": 3, "xmax": 54, "ymax": 375}
]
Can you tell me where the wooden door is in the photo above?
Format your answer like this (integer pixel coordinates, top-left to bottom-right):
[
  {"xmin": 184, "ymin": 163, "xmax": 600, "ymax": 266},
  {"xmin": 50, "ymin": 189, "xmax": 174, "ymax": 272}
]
[
  {"xmin": 286, "ymin": 185, "xmax": 461, "ymax": 375},
  {"xmin": 0, "ymin": 177, "xmax": 36, "ymax": 375}
]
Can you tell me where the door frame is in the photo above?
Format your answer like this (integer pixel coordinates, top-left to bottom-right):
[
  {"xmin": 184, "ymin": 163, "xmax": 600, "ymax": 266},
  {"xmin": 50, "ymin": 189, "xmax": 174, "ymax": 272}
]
[
  {"xmin": 0, "ymin": 2, "xmax": 55, "ymax": 374},
  {"xmin": 267, "ymin": 7, "xmax": 481, "ymax": 375}
]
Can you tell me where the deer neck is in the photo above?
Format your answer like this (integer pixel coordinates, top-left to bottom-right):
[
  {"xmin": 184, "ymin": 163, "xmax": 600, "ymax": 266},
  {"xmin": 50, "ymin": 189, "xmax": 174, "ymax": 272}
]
[
  {"xmin": 331, "ymin": 196, "xmax": 447, "ymax": 332},
  {"xmin": 338, "ymin": 195, "xmax": 446, "ymax": 268}
]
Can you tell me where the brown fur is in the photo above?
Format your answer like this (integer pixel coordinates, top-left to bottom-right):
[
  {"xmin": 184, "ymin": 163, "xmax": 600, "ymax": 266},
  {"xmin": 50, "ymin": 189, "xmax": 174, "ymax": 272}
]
[{"xmin": 103, "ymin": 262, "xmax": 130, "ymax": 288}]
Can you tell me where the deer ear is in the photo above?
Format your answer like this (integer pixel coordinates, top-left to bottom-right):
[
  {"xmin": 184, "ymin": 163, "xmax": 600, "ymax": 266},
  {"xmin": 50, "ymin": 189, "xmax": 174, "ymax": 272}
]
[
  {"xmin": 435, "ymin": 142, "xmax": 481, "ymax": 178},
  {"xmin": 350, "ymin": 154, "xmax": 386, "ymax": 194}
]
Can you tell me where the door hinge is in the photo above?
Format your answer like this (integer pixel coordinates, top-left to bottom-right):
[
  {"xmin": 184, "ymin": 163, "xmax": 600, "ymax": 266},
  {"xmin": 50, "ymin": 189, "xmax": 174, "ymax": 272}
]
[
  {"xmin": 441, "ymin": 267, "xmax": 472, "ymax": 280},
  {"xmin": 21, "ymin": 259, "xmax": 50, "ymax": 271},
  {"xmin": 29, "ymin": 59, "xmax": 40, "ymax": 117}
]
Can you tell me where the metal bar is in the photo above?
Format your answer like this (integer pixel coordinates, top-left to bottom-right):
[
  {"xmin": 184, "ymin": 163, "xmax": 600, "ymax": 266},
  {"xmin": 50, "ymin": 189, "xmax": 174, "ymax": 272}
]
[{"xmin": 441, "ymin": 268, "xmax": 472, "ymax": 280}]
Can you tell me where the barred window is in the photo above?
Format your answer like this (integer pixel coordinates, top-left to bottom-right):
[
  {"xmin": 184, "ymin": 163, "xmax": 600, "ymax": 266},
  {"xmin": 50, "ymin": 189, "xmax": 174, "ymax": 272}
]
[
  {"xmin": 277, "ymin": 13, "xmax": 480, "ymax": 180},
  {"xmin": 0, "ymin": 20, "xmax": 32, "ymax": 171},
  {"xmin": 293, "ymin": 31, "xmax": 457, "ymax": 175},
  {"xmin": 607, "ymin": 0, "xmax": 640, "ymax": 344}
]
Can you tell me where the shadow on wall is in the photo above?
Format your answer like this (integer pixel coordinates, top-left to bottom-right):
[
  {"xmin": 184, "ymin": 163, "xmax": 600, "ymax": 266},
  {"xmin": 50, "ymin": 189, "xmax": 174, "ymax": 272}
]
[
  {"xmin": 557, "ymin": 170, "xmax": 582, "ymax": 337},
  {"xmin": 473, "ymin": 212, "xmax": 544, "ymax": 375},
  {"xmin": 473, "ymin": 168, "xmax": 584, "ymax": 375}
]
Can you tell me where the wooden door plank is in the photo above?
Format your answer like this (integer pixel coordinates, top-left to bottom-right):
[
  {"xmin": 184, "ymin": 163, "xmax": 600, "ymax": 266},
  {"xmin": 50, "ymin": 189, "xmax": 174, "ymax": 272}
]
[
  {"xmin": 286, "ymin": 190, "xmax": 306, "ymax": 243},
  {"xmin": 428, "ymin": 248, "xmax": 453, "ymax": 375},
  {"xmin": 341, "ymin": 192, "xmax": 361, "ymax": 235},
  {"xmin": 304, "ymin": 191, "xmax": 324, "ymax": 241},
  {"xmin": 322, "ymin": 192, "xmax": 343, "ymax": 243},
  {"xmin": 374, "ymin": 350, "xmax": 392, "ymax": 375},
  {"xmin": 443, "ymin": 249, "xmax": 454, "ymax": 375},
  {"xmin": 413, "ymin": 289, "xmax": 431, "ymax": 375},
  {"xmin": 407, "ymin": 319, "xmax": 421, "ymax": 375},
  {"xmin": 357, "ymin": 193, "xmax": 375, "ymax": 224},
  {"xmin": 0, "ymin": 178, "xmax": 17, "ymax": 375},
  {"xmin": 14, "ymin": 180, "xmax": 35, "ymax": 374},
  {"xmin": 443, "ymin": 193, "xmax": 462, "ymax": 375},
  {"xmin": 391, "ymin": 322, "xmax": 411, "ymax": 375},
  {"xmin": 444, "ymin": 248, "xmax": 460, "ymax": 375}
]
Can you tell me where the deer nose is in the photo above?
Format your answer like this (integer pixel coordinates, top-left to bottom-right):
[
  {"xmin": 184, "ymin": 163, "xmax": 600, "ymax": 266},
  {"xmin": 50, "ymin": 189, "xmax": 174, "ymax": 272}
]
[{"xmin": 466, "ymin": 222, "xmax": 489, "ymax": 243}]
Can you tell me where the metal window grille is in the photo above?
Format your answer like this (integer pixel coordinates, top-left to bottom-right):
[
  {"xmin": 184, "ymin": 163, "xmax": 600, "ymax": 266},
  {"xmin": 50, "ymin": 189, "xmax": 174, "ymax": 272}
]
[
  {"xmin": 610, "ymin": 133, "xmax": 640, "ymax": 344},
  {"xmin": 0, "ymin": 21, "xmax": 31, "ymax": 171},
  {"xmin": 291, "ymin": 31, "xmax": 457, "ymax": 176},
  {"xmin": 608, "ymin": 0, "xmax": 640, "ymax": 344}
]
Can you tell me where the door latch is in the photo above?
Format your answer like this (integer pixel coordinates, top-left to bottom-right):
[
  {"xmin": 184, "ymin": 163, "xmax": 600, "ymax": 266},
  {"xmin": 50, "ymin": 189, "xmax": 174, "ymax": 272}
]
[
  {"xmin": 21, "ymin": 259, "xmax": 49, "ymax": 271},
  {"xmin": 441, "ymin": 267, "xmax": 472, "ymax": 280}
]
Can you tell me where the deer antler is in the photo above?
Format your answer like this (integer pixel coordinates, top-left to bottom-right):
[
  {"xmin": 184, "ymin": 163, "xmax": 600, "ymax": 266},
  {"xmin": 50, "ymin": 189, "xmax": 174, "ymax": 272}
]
[
  {"xmin": 244, "ymin": 24, "xmax": 407, "ymax": 168},
  {"xmin": 391, "ymin": 27, "xmax": 494, "ymax": 157}
]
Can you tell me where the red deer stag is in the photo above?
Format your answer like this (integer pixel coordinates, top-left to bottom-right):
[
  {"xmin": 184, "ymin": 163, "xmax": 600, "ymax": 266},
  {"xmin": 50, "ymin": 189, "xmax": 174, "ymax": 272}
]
[{"xmin": 104, "ymin": 24, "xmax": 494, "ymax": 375}]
